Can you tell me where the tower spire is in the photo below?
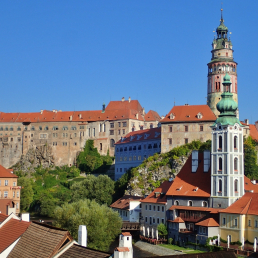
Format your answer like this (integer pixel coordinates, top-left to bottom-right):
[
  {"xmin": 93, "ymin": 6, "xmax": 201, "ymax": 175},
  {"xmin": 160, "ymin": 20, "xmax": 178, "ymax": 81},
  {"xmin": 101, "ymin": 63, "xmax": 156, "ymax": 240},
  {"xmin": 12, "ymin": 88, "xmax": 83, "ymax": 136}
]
[{"xmin": 220, "ymin": 8, "xmax": 224, "ymax": 23}]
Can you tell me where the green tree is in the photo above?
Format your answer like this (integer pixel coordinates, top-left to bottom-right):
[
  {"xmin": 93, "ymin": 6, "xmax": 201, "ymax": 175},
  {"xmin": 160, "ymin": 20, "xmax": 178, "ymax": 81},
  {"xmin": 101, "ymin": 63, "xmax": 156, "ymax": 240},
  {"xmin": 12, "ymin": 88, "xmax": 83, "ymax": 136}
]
[
  {"xmin": 244, "ymin": 136, "xmax": 258, "ymax": 179},
  {"xmin": 38, "ymin": 190, "xmax": 58, "ymax": 217},
  {"xmin": 53, "ymin": 199, "xmax": 122, "ymax": 251},
  {"xmin": 157, "ymin": 223, "xmax": 168, "ymax": 238},
  {"xmin": 17, "ymin": 177, "xmax": 34, "ymax": 211},
  {"xmin": 71, "ymin": 175, "xmax": 114, "ymax": 206}
]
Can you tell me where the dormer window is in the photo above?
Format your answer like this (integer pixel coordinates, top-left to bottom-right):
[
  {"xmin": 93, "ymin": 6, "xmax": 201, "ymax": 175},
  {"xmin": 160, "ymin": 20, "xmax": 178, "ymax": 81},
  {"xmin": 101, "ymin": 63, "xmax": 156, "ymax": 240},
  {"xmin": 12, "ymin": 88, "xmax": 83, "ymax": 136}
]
[
  {"xmin": 144, "ymin": 134, "xmax": 150, "ymax": 139},
  {"xmin": 155, "ymin": 132, "xmax": 160, "ymax": 138},
  {"xmin": 137, "ymin": 135, "xmax": 142, "ymax": 140},
  {"xmin": 197, "ymin": 112, "xmax": 203, "ymax": 119},
  {"xmin": 170, "ymin": 113, "xmax": 175, "ymax": 120}
]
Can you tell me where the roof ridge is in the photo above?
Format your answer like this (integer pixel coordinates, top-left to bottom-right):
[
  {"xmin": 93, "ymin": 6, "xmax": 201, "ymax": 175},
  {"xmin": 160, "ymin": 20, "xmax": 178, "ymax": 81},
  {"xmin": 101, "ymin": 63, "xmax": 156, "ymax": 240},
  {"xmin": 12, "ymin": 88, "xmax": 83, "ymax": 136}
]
[{"xmin": 243, "ymin": 197, "xmax": 253, "ymax": 214}]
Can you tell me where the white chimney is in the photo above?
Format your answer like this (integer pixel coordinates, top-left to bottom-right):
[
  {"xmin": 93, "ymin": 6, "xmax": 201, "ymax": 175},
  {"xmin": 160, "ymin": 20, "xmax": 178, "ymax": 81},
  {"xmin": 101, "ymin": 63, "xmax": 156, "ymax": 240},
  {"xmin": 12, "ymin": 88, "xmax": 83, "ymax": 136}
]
[
  {"xmin": 69, "ymin": 115, "xmax": 73, "ymax": 121},
  {"xmin": 21, "ymin": 213, "xmax": 30, "ymax": 222},
  {"xmin": 244, "ymin": 119, "xmax": 249, "ymax": 125},
  {"xmin": 136, "ymin": 113, "xmax": 139, "ymax": 119},
  {"xmin": 251, "ymin": 180, "xmax": 256, "ymax": 185},
  {"xmin": 40, "ymin": 110, "xmax": 43, "ymax": 114},
  {"xmin": 128, "ymin": 97, "xmax": 131, "ymax": 103},
  {"xmin": 122, "ymin": 97, "xmax": 125, "ymax": 102},
  {"xmin": 78, "ymin": 225, "xmax": 87, "ymax": 247}
]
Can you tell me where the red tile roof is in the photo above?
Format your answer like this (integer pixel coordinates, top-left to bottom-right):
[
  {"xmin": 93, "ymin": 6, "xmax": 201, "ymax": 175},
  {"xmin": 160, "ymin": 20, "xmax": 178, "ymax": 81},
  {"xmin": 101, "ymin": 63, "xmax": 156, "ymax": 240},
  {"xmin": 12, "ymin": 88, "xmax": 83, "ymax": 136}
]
[
  {"xmin": 196, "ymin": 218, "xmax": 219, "ymax": 227},
  {"xmin": 0, "ymin": 213, "xmax": 8, "ymax": 222},
  {"xmin": 161, "ymin": 105, "xmax": 216, "ymax": 123},
  {"xmin": 106, "ymin": 100, "xmax": 143, "ymax": 113},
  {"xmin": 171, "ymin": 217, "xmax": 185, "ymax": 223},
  {"xmin": 249, "ymin": 124, "xmax": 258, "ymax": 142},
  {"xmin": 220, "ymin": 192, "xmax": 258, "ymax": 215},
  {"xmin": 115, "ymin": 247, "xmax": 130, "ymax": 252},
  {"xmin": 122, "ymin": 232, "xmax": 132, "ymax": 236},
  {"xmin": 115, "ymin": 127, "xmax": 161, "ymax": 145},
  {"xmin": 244, "ymin": 177, "xmax": 258, "ymax": 193},
  {"xmin": 166, "ymin": 152, "xmax": 211, "ymax": 198},
  {"xmin": 0, "ymin": 165, "xmax": 18, "ymax": 178},
  {"xmin": 145, "ymin": 110, "xmax": 161, "ymax": 121},
  {"xmin": 110, "ymin": 195, "xmax": 143, "ymax": 210},
  {"xmin": 141, "ymin": 181, "xmax": 173, "ymax": 204},
  {"xmin": 0, "ymin": 218, "xmax": 31, "ymax": 253}
]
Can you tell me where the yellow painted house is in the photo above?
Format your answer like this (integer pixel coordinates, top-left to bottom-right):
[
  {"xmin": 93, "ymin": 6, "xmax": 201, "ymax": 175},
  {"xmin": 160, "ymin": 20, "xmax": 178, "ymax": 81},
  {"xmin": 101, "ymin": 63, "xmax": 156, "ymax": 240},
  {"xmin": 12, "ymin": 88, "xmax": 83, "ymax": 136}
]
[{"xmin": 220, "ymin": 192, "xmax": 258, "ymax": 245}]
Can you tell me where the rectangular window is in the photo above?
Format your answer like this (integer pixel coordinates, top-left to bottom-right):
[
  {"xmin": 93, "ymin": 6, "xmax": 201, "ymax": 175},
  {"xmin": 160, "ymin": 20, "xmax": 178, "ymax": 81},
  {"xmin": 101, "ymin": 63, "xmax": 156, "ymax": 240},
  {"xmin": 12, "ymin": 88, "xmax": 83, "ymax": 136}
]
[
  {"xmin": 16, "ymin": 203, "xmax": 19, "ymax": 209},
  {"xmin": 185, "ymin": 126, "xmax": 188, "ymax": 132},
  {"xmin": 255, "ymin": 220, "xmax": 258, "ymax": 228},
  {"xmin": 153, "ymin": 205, "xmax": 156, "ymax": 211},
  {"xmin": 118, "ymin": 122, "xmax": 121, "ymax": 127},
  {"xmin": 161, "ymin": 218, "xmax": 164, "ymax": 224},
  {"xmin": 13, "ymin": 182, "xmax": 16, "ymax": 186},
  {"xmin": 80, "ymin": 125, "xmax": 85, "ymax": 129},
  {"xmin": 4, "ymin": 191, "xmax": 8, "ymax": 198},
  {"xmin": 149, "ymin": 205, "xmax": 152, "ymax": 210},
  {"xmin": 169, "ymin": 126, "xmax": 173, "ymax": 132},
  {"xmin": 62, "ymin": 142, "xmax": 67, "ymax": 146},
  {"xmin": 53, "ymin": 142, "xmax": 57, "ymax": 146},
  {"xmin": 5, "ymin": 180, "xmax": 8, "ymax": 186},
  {"xmin": 13, "ymin": 191, "xmax": 15, "ymax": 197},
  {"xmin": 150, "ymin": 217, "xmax": 152, "ymax": 225},
  {"xmin": 145, "ymin": 217, "xmax": 148, "ymax": 223},
  {"xmin": 162, "ymin": 206, "xmax": 165, "ymax": 212},
  {"xmin": 200, "ymin": 125, "xmax": 204, "ymax": 131},
  {"xmin": 123, "ymin": 129, "xmax": 125, "ymax": 134},
  {"xmin": 234, "ymin": 218, "xmax": 238, "ymax": 227},
  {"xmin": 40, "ymin": 134, "xmax": 47, "ymax": 139},
  {"xmin": 157, "ymin": 218, "xmax": 160, "ymax": 224},
  {"xmin": 110, "ymin": 123, "xmax": 114, "ymax": 128},
  {"xmin": 153, "ymin": 218, "xmax": 155, "ymax": 224},
  {"xmin": 110, "ymin": 130, "xmax": 114, "ymax": 135},
  {"xmin": 157, "ymin": 206, "xmax": 160, "ymax": 212},
  {"xmin": 123, "ymin": 122, "xmax": 127, "ymax": 127},
  {"xmin": 118, "ymin": 129, "xmax": 120, "ymax": 135},
  {"xmin": 248, "ymin": 220, "xmax": 251, "ymax": 227},
  {"xmin": 17, "ymin": 191, "xmax": 19, "ymax": 198},
  {"xmin": 185, "ymin": 138, "xmax": 188, "ymax": 144},
  {"xmin": 169, "ymin": 138, "xmax": 172, "ymax": 145},
  {"xmin": 145, "ymin": 205, "xmax": 147, "ymax": 210},
  {"xmin": 223, "ymin": 218, "xmax": 226, "ymax": 225}
]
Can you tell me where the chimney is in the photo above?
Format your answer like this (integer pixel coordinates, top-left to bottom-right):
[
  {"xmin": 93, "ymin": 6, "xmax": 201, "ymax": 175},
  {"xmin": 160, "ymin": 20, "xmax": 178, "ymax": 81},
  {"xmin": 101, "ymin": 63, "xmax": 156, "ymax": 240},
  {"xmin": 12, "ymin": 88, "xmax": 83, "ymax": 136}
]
[
  {"xmin": 40, "ymin": 110, "xmax": 43, "ymax": 114},
  {"xmin": 21, "ymin": 213, "xmax": 30, "ymax": 222},
  {"xmin": 251, "ymin": 180, "xmax": 257, "ymax": 185},
  {"xmin": 142, "ymin": 108, "xmax": 145, "ymax": 115},
  {"xmin": 192, "ymin": 150, "xmax": 198, "ymax": 172},
  {"xmin": 102, "ymin": 102, "xmax": 106, "ymax": 113},
  {"xmin": 78, "ymin": 225, "xmax": 87, "ymax": 247},
  {"xmin": 244, "ymin": 119, "xmax": 249, "ymax": 125},
  {"xmin": 122, "ymin": 97, "xmax": 125, "ymax": 102},
  {"xmin": 255, "ymin": 121, "xmax": 258, "ymax": 131},
  {"xmin": 136, "ymin": 113, "xmax": 139, "ymax": 119},
  {"xmin": 128, "ymin": 97, "xmax": 131, "ymax": 103},
  {"xmin": 161, "ymin": 115, "xmax": 165, "ymax": 119},
  {"xmin": 69, "ymin": 115, "xmax": 72, "ymax": 121},
  {"xmin": 79, "ymin": 114, "xmax": 82, "ymax": 119}
]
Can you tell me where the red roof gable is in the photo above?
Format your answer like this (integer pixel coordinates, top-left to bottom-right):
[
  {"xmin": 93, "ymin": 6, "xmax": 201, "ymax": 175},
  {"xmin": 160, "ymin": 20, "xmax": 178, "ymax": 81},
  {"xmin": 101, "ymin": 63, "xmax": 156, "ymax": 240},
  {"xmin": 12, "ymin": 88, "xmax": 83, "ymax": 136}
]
[
  {"xmin": 196, "ymin": 218, "xmax": 219, "ymax": 227},
  {"xmin": 166, "ymin": 152, "xmax": 211, "ymax": 197},
  {"xmin": 115, "ymin": 127, "xmax": 161, "ymax": 145},
  {"xmin": 171, "ymin": 217, "xmax": 185, "ymax": 223},
  {"xmin": 141, "ymin": 181, "xmax": 173, "ymax": 204},
  {"xmin": 0, "ymin": 165, "xmax": 18, "ymax": 178},
  {"xmin": 161, "ymin": 105, "xmax": 216, "ymax": 123},
  {"xmin": 0, "ymin": 218, "xmax": 31, "ymax": 253},
  {"xmin": 106, "ymin": 99, "xmax": 143, "ymax": 113},
  {"xmin": 145, "ymin": 110, "xmax": 161, "ymax": 121}
]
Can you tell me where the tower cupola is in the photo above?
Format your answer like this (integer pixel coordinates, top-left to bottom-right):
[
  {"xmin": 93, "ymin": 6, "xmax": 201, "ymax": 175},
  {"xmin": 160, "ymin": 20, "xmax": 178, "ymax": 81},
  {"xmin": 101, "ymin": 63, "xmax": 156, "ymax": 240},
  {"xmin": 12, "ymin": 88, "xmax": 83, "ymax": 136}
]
[{"xmin": 216, "ymin": 9, "xmax": 228, "ymax": 39}]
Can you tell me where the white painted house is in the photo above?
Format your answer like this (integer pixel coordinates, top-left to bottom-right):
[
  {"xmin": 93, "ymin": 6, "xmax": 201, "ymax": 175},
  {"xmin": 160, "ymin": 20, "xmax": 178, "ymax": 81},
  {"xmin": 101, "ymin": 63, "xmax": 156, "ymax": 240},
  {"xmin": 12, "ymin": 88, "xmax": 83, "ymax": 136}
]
[{"xmin": 110, "ymin": 195, "xmax": 143, "ymax": 222}]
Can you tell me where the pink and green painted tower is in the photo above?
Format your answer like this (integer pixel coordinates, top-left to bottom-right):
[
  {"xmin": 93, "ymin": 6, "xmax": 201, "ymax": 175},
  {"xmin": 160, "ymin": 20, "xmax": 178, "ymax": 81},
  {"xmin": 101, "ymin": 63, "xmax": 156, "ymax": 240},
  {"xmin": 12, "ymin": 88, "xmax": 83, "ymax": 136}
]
[{"xmin": 207, "ymin": 9, "xmax": 238, "ymax": 117}]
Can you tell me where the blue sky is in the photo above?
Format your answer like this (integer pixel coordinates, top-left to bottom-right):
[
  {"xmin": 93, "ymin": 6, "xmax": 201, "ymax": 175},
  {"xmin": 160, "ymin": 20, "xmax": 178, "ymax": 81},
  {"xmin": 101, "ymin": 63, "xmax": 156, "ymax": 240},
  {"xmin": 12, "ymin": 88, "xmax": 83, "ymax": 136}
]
[{"xmin": 0, "ymin": 1, "xmax": 257, "ymax": 123}]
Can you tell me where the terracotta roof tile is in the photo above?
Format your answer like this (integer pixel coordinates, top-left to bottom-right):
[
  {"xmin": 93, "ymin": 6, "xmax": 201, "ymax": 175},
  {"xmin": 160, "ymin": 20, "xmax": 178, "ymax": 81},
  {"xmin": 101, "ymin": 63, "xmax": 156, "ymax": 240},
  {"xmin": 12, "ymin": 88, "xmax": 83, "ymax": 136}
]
[
  {"xmin": 115, "ymin": 127, "xmax": 161, "ymax": 145},
  {"xmin": 244, "ymin": 177, "xmax": 258, "ymax": 193},
  {"xmin": 249, "ymin": 124, "xmax": 258, "ymax": 142},
  {"xmin": 106, "ymin": 100, "xmax": 143, "ymax": 113},
  {"xmin": 196, "ymin": 218, "xmax": 219, "ymax": 227},
  {"xmin": 59, "ymin": 243, "xmax": 112, "ymax": 258},
  {"xmin": 115, "ymin": 247, "xmax": 130, "ymax": 252},
  {"xmin": 122, "ymin": 232, "xmax": 132, "ymax": 236},
  {"xmin": 220, "ymin": 192, "xmax": 258, "ymax": 215},
  {"xmin": 0, "ymin": 165, "xmax": 18, "ymax": 178},
  {"xmin": 8, "ymin": 222, "xmax": 72, "ymax": 258},
  {"xmin": 145, "ymin": 110, "xmax": 161, "ymax": 121},
  {"xmin": 141, "ymin": 181, "xmax": 173, "ymax": 204},
  {"xmin": 110, "ymin": 195, "xmax": 143, "ymax": 210},
  {"xmin": 0, "ymin": 213, "xmax": 8, "ymax": 222},
  {"xmin": 0, "ymin": 218, "xmax": 31, "ymax": 253},
  {"xmin": 166, "ymin": 152, "xmax": 211, "ymax": 197},
  {"xmin": 171, "ymin": 217, "xmax": 185, "ymax": 223},
  {"xmin": 161, "ymin": 105, "xmax": 216, "ymax": 123}
]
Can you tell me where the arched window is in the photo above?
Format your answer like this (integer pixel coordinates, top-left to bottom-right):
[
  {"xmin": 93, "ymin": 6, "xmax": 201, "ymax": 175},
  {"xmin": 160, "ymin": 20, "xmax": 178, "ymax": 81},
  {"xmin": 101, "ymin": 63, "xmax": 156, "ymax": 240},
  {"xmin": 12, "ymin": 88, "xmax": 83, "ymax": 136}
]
[
  {"xmin": 202, "ymin": 201, "xmax": 208, "ymax": 207},
  {"xmin": 174, "ymin": 200, "xmax": 179, "ymax": 206},
  {"xmin": 234, "ymin": 179, "xmax": 238, "ymax": 192},
  {"xmin": 234, "ymin": 136, "xmax": 237, "ymax": 149},
  {"xmin": 110, "ymin": 139, "xmax": 115, "ymax": 148},
  {"xmin": 219, "ymin": 179, "xmax": 222, "ymax": 192},
  {"xmin": 234, "ymin": 158, "xmax": 238, "ymax": 171},
  {"xmin": 219, "ymin": 158, "xmax": 223, "ymax": 171},
  {"xmin": 188, "ymin": 201, "xmax": 193, "ymax": 206},
  {"xmin": 219, "ymin": 136, "xmax": 222, "ymax": 149}
]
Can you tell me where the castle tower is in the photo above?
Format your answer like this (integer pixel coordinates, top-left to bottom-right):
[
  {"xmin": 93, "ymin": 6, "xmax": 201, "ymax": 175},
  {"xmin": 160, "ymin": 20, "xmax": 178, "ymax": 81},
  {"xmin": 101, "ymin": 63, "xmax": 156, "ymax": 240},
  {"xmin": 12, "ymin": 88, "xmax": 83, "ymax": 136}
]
[
  {"xmin": 207, "ymin": 9, "xmax": 238, "ymax": 117},
  {"xmin": 210, "ymin": 69, "xmax": 244, "ymax": 209}
]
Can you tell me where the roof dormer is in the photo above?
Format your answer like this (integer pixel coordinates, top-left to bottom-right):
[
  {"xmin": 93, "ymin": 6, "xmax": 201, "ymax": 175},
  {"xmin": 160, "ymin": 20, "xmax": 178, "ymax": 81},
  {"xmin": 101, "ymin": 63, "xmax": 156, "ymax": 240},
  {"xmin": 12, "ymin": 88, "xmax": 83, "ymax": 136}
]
[
  {"xmin": 170, "ymin": 113, "xmax": 175, "ymax": 120},
  {"xmin": 197, "ymin": 112, "xmax": 203, "ymax": 119}
]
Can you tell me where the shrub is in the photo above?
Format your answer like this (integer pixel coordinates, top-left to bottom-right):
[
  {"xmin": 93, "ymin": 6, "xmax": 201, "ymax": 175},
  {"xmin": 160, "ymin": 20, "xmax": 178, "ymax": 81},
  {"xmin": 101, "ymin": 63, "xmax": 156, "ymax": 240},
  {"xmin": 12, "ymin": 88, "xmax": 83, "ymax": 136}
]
[{"xmin": 168, "ymin": 238, "xmax": 173, "ymax": 245}]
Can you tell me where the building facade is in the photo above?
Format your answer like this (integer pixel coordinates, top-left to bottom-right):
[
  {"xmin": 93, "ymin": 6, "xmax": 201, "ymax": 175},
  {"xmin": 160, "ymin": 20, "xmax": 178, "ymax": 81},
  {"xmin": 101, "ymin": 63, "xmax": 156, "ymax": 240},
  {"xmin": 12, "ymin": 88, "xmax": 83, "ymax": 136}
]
[
  {"xmin": 0, "ymin": 165, "xmax": 20, "ymax": 215},
  {"xmin": 0, "ymin": 98, "xmax": 160, "ymax": 168},
  {"xmin": 114, "ymin": 127, "xmax": 161, "ymax": 180}
]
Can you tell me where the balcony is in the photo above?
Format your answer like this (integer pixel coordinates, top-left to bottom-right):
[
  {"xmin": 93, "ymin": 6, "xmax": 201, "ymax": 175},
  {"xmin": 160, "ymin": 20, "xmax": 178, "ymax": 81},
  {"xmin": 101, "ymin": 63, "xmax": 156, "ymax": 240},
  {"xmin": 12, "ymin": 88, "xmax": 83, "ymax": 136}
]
[{"xmin": 179, "ymin": 212, "xmax": 206, "ymax": 223}]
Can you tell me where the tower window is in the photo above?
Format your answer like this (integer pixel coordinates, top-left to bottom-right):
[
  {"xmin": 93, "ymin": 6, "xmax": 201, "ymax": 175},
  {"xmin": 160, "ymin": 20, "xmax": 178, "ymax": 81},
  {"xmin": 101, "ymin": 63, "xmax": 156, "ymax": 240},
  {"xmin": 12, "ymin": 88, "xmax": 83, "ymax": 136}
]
[
  {"xmin": 218, "ymin": 179, "xmax": 222, "ymax": 192},
  {"xmin": 219, "ymin": 158, "xmax": 222, "ymax": 171},
  {"xmin": 234, "ymin": 179, "xmax": 238, "ymax": 192},
  {"xmin": 219, "ymin": 136, "xmax": 222, "ymax": 149},
  {"xmin": 234, "ymin": 158, "xmax": 238, "ymax": 171},
  {"xmin": 234, "ymin": 136, "xmax": 237, "ymax": 149}
]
